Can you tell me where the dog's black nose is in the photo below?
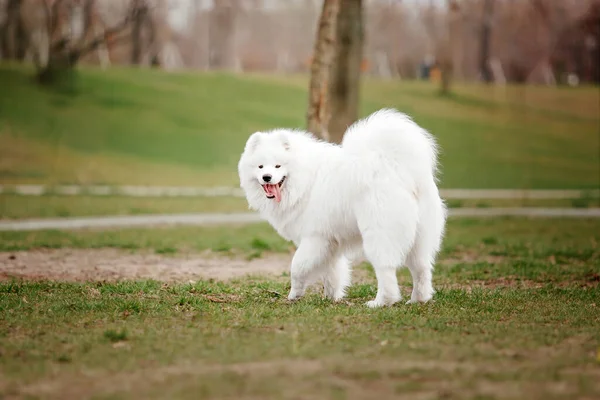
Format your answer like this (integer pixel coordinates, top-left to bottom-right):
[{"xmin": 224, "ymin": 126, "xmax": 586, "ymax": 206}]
[{"xmin": 262, "ymin": 174, "xmax": 272, "ymax": 182}]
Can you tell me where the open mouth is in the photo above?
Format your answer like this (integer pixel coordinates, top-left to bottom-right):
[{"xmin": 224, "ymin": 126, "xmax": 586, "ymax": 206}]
[{"xmin": 262, "ymin": 176, "xmax": 286, "ymax": 202}]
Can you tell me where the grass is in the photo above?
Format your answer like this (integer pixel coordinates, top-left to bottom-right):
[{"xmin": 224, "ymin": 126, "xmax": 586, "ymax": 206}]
[
  {"xmin": 0, "ymin": 223, "xmax": 292, "ymax": 253},
  {"xmin": 0, "ymin": 194, "xmax": 250, "ymax": 219},
  {"xmin": 1, "ymin": 282, "xmax": 599, "ymax": 399},
  {"xmin": 1, "ymin": 64, "xmax": 598, "ymax": 189},
  {"xmin": 1, "ymin": 194, "xmax": 599, "ymax": 220},
  {"xmin": 0, "ymin": 217, "xmax": 598, "ymax": 257},
  {"xmin": 1, "ymin": 217, "xmax": 599, "ymax": 399}
]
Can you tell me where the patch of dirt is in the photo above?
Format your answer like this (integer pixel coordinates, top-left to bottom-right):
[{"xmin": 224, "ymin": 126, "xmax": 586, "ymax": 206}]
[
  {"xmin": 441, "ymin": 276, "xmax": 545, "ymax": 291},
  {"xmin": 439, "ymin": 250, "xmax": 508, "ymax": 266},
  {"xmin": 0, "ymin": 249, "xmax": 292, "ymax": 282}
]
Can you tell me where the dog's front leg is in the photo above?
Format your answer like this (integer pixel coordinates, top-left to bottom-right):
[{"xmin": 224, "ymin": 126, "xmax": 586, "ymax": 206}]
[{"xmin": 288, "ymin": 237, "xmax": 334, "ymax": 301}]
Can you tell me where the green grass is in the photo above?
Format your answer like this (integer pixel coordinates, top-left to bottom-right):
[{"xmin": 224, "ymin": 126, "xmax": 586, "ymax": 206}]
[
  {"xmin": 0, "ymin": 194, "xmax": 250, "ymax": 219},
  {"xmin": 0, "ymin": 217, "xmax": 598, "ymax": 257},
  {"xmin": 0, "ymin": 224, "xmax": 292, "ymax": 254},
  {"xmin": 2, "ymin": 194, "xmax": 599, "ymax": 220},
  {"xmin": 1, "ymin": 64, "xmax": 598, "ymax": 189},
  {"xmin": 1, "ymin": 217, "xmax": 599, "ymax": 399},
  {"xmin": 1, "ymin": 282, "xmax": 599, "ymax": 399}
]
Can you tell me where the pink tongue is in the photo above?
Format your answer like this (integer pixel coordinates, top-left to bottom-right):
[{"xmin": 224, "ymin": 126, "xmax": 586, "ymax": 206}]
[{"xmin": 265, "ymin": 184, "xmax": 282, "ymax": 202}]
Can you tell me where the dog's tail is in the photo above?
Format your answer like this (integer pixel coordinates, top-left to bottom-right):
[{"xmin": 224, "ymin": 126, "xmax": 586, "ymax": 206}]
[{"xmin": 341, "ymin": 108, "xmax": 441, "ymax": 183}]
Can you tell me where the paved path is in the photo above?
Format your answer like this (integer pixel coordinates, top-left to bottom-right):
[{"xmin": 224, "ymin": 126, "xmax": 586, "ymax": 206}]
[
  {"xmin": 1, "ymin": 208, "xmax": 599, "ymax": 231},
  {"xmin": 1, "ymin": 184, "xmax": 598, "ymax": 199}
]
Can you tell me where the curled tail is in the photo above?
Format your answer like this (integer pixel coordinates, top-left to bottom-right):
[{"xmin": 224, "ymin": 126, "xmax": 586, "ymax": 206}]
[{"xmin": 341, "ymin": 108, "xmax": 441, "ymax": 182}]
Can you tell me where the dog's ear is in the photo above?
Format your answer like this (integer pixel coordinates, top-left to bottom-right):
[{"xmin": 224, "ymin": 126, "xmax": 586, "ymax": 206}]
[
  {"xmin": 278, "ymin": 131, "xmax": 291, "ymax": 151},
  {"xmin": 245, "ymin": 132, "xmax": 262, "ymax": 153}
]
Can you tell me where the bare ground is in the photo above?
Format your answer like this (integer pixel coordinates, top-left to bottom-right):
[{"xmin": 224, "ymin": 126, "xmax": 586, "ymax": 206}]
[
  {"xmin": 0, "ymin": 249, "xmax": 385, "ymax": 284},
  {"xmin": 2, "ymin": 249, "xmax": 595, "ymax": 290},
  {"xmin": 0, "ymin": 249, "xmax": 292, "ymax": 282}
]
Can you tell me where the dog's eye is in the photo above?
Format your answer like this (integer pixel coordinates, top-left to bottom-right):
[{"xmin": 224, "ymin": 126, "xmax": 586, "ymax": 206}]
[
  {"xmin": 275, "ymin": 165, "xmax": 281, "ymax": 169},
  {"xmin": 258, "ymin": 165, "xmax": 263, "ymax": 169}
]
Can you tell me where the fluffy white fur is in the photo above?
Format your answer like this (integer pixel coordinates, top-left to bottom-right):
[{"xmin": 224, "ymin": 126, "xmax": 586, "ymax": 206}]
[{"xmin": 238, "ymin": 108, "xmax": 447, "ymax": 307}]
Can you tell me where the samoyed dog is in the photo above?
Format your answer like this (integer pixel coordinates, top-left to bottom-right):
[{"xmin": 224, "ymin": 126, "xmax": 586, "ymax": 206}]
[{"xmin": 238, "ymin": 109, "xmax": 447, "ymax": 307}]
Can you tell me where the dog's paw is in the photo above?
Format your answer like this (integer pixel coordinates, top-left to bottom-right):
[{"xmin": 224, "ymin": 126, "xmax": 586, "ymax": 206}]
[
  {"xmin": 409, "ymin": 286, "xmax": 434, "ymax": 304},
  {"xmin": 326, "ymin": 294, "xmax": 346, "ymax": 303},
  {"xmin": 366, "ymin": 299, "xmax": 386, "ymax": 308},
  {"xmin": 407, "ymin": 291, "xmax": 434, "ymax": 304},
  {"xmin": 367, "ymin": 295, "xmax": 401, "ymax": 308},
  {"xmin": 287, "ymin": 290, "xmax": 304, "ymax": 302},
  {"xmin": 332, "ymin": 292, "xmax": 346, "ymax": 302},
  {"xmin": 324, "ymin": 288, "xmax": 346, "ymax": 302}
]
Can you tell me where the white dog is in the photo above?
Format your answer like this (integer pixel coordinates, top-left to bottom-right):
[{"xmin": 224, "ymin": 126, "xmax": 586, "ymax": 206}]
[{"xmin": 238, "ymin": 109, "xmax": 447, "ymax": 307}]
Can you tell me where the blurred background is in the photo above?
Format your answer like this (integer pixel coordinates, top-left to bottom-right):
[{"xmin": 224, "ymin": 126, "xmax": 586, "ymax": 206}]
[
  {"xmin": 2, "ymin": 0, "xmax": 599, "ymax": 81},
  {"xmin": 0, "ymin": 0, "xmax": 599, "ymax": 220}
]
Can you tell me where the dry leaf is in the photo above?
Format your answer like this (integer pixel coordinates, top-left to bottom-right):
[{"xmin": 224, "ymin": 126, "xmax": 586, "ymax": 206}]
[
  {"xmin": 112, "ymin": 341, "xmax": 130, "ymax": 349},
  {"xmin": 204, "ymin": 295, "xmax": 227, "ymax": 303}
]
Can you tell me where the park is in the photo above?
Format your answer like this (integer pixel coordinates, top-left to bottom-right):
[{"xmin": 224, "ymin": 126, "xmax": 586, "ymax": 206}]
[{"xmin": 1, "ymin": 0, "xmax": 599, "ymax": 399}]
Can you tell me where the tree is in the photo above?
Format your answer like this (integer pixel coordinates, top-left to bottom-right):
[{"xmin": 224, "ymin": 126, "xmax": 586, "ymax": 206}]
[
  {"xmin": 479, "ymin": 0, "xmax": 494, "ymax": 83},
  {"xmin": 420, "ymin": 1, "xmax": 455, "ymax": 94},
  {"xmin": 209, "ymin": 0, "xmax": 238, "ymax": 70},
  {"xmin": 441, "ymin": 0, "xmax": 461, "ymax": 93},
  {"xmin": 130, "ymin": 0, "xmax": 159, "ymax": 66},
  {"xmin": 306, "ymin": 0, "xmax": 339, "ymax": 141},
  {"xmin": 131, "ymin": 0, "xmax": 161, "ymax": 67},
  {"xmin": 37, "ymin": 0, "xmax": 139, "ymax": 83},
  {"xmin": 1, "ymin": 0, "xmax": 27, "ymax": 61},
  {"xmin": 130, "ymin": 0, "xmax": 147, "ymax": 64},
  {"xmin": 327, "ymin": 0, "xmax": 363, "ymax": 144},
  {"xmin": 0, "ymin": 0, "xmax": 142, "ymax": 83}
]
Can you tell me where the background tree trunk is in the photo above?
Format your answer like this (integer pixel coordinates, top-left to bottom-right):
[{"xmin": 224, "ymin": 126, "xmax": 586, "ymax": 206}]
[
  {"xmin": 146, "ymin": 7, "xmax": 160, "ymax": 67},
  {"xmin": 327, "ymin": 0, "xmax": 363, "ymax": 144},
  {"xmin": 2, "ymin": 0, "xmax": 27, "ymax": 60},
  {"xmin": 130, "ymin": 0, "xmax": 147, "ymax": 65},
  {"xmin": 209, "ymin": 0, "xmax": 238, "ymax": 70},
  {"xmin": 306, "ymin": 0, "xmax": 339, "ymax": 141},
  {"xmin": 479, "ymin": 0, "xmax": 494, "ymax": 83},
  {"xmin": 440, "ymin": 0, "xmax": 460, "ymax": 94}
]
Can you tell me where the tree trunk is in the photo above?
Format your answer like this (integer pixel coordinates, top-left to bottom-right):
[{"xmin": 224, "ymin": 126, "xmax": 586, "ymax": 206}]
[
  {"xmin": 131, "ymin": 0, "xmax": 152, "ymax": 65},
  {"xmin": 130, "ymin": 0, "xmax": 147, "ymax": 65},
  {"xmin": 209, "ymin": 0, "xmax": 237, "ymax": 70},
  {"xmin": 306, "ymin": 0, "xmax": 340, "ymax": 141},
  {"xmin": 2, "ymin": 0, "xmax": 27, "ymax": 60},
  {"xmin": 37, "ymin": 1, "xmax": 134, "ymax": 84},
  {"xmin": 327, "ymin": 0, "xmax": 363, "ymax": 144},
  {"xmin": 80, "ymin": 0, "xmax": 95, "ymax": 47},
  {"xmin": 479, "ymin": 0, "xmax": 494, "ymax": 83},
  {"xmin": 440, "ymin": 0, "xmax": 459, "ymax": 95},
  {"xmin": 146, "ymin": 5, "xmax": 160, "ymax": 67},
  {"xmin": 440, "ymin": 58, "xmax": 453, "ymax": 94}
]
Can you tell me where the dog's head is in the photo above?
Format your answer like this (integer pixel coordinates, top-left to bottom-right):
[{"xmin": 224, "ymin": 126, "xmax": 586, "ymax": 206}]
[{"xmin": 238, "ymin": 130, "xmax": 292, "ymax": 204}]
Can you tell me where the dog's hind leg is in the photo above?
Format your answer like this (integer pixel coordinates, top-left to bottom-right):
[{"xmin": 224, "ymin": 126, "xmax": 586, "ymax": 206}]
[
  {"xmin": 323, "ymin": 254, "xmax": 351, "ymax": 301},
  {"xmin": 288, "ymin": 237, "xmax": 337, "ymax": 301},
  {"xmin": 406, "ymin": 189, "xmax": 446, "ymax": 304},
  {"xmin": 356, "ymin": 191, "xmax": 419, "ymax": 308},
  {"xmin": 405, "ymin": 248, "xmax": 434, "ymax": 304},
  {"xmin": 405, "ymin": 230, "xmax": 438, "ymax": 304}
]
